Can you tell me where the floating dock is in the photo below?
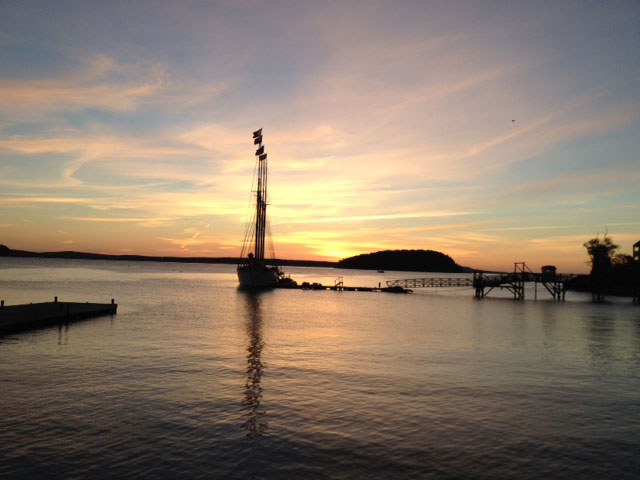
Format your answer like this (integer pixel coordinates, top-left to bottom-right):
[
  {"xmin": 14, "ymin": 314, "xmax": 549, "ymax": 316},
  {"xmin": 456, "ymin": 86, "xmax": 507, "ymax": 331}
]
[{"xmin": 0, "ymin": 298, "xmax": 117, "ymax": 334}]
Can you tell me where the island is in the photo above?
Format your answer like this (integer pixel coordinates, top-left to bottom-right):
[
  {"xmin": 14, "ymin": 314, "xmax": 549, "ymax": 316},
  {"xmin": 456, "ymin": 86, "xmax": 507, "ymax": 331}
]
[{"xmin": 337, "ymin": 249, "xmax": 464, "ymax": 273}]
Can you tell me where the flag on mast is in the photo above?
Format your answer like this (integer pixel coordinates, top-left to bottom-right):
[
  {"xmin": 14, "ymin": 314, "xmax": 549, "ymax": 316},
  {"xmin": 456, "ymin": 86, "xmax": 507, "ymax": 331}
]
[
  {"xmin": 252, "ymin": 128, "xmax": 262, "ymax": 138},
  {"xmin": 255, "ymin": 145, "xmax": 264, "ymax": 156},
  {"xmin": 259, "ymin": 154, "xmax": 267, "ymax": 161},
  {"xmin": 254, "ymin": 136, "xmax": 262, "ymax": 145}
]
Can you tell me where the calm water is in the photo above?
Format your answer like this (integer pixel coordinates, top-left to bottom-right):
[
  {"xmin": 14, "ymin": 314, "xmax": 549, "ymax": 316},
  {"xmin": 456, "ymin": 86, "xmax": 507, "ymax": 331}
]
[{"xmin": 1, "ymin": 258, "xmax": 639, "ymax": 479}]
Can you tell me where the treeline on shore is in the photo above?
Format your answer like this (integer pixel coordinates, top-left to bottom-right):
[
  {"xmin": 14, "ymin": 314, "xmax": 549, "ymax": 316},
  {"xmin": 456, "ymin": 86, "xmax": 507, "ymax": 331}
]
[
  {"xmin": 566, "ymin": 235, "xmax": 639, "ymax": 299},
  {"xmin": 566, "ymin": 275, "xmax": 638, "ymax": 297},
  {"xmin": 0, "ymin": 245, "xmax": 336, "ymax": 268},
  {"xmin": 1, "ymin": 245, "xmax": 469, "ymax": 273}
]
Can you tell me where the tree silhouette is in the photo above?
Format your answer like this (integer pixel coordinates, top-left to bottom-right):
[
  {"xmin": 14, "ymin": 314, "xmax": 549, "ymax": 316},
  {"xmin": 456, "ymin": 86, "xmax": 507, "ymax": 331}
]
[{"xmin": 583, "ymin": 234, "xmax": 618, "ymax": 302}]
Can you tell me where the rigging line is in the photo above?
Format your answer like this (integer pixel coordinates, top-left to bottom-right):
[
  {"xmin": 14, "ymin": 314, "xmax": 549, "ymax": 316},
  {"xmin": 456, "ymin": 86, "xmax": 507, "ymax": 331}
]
[
  {"xmin": 240, "ymin": 210, "xmax": 256, "ymax": 259},
  {"xmin": 266, "ymin": 219, "xmax": 276, "ymax": 264},
  {"xmin": 242, "ymin": 158, "xmax": 259, "ymax": 231},
  {"xmin": 239, "ymin": 204, "xmax": 255, "ymax": 258},
  {"xmin": 238, "ymin": 158, "xmax": 260, "ymax": 260},
  {"xmin": 240, "ymin": 160, "xmax": 258, "ymax": 229}
]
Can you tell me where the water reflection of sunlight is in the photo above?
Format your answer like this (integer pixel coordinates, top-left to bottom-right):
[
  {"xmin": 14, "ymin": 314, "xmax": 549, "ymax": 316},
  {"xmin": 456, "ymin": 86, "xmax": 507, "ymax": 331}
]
[
  {"xmin": 539, "ymin": 302, "xmax": 558, "ymax": 349},
  {"xmin": 585, "ymin": 313, "xmax": 614, "ymax": 363},
  {"xmin": 240, "ymin": 291, "xmax": 267, "ymax": 438}
]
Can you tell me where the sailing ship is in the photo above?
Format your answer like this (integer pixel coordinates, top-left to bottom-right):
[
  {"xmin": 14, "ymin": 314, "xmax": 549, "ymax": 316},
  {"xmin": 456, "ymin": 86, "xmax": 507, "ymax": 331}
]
[{"xmin": 237, "ymin": 129, "xmax": 285, "ymax": 288}]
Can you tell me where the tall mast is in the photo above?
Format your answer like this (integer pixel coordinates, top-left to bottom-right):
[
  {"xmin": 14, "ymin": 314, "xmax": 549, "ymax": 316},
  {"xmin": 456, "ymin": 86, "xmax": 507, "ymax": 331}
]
[{"xmin": 252, "ymin": 129, "xmax": 267, "ymax": 261}]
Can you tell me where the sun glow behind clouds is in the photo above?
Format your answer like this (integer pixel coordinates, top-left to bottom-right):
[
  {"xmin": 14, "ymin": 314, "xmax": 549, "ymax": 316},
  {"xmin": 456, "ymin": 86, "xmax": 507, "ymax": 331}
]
[{"xmin": 1, "ymin": 1, "xmax": 639, "ymax": 272}]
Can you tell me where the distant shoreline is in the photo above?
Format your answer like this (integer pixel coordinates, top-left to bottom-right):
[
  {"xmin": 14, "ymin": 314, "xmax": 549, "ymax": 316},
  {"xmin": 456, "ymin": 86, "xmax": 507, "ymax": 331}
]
[
  {"xmin": 0, "ymin": 245, "xmax": 489, "ymax": 274},
  {"xmin": 0, "ymin": 246, "xmax": 337, "ymax": 269}
]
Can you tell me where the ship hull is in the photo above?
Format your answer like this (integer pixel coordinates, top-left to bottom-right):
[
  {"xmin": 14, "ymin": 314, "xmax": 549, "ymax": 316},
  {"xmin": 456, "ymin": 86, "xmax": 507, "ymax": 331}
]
[{"xmin": 237, "ymin": 264, "xmax": 279, "ymax": 288}]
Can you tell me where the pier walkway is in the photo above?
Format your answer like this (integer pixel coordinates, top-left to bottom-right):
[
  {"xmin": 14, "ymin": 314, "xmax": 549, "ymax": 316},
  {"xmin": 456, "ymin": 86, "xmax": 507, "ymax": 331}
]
[
  {"xmin": 386, "ymin": 263, "xmax": 573, "ymax": 301},
  {"xmin": 386, "ymin": 277, "xmax": 473, "ymax": 289}
]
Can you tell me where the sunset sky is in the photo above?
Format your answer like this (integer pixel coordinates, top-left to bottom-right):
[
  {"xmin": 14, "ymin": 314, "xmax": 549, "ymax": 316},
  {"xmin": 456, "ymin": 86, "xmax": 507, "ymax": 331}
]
[{"xmin": 1, "ymin": 1, "xmax": 639, "ymax": 273}]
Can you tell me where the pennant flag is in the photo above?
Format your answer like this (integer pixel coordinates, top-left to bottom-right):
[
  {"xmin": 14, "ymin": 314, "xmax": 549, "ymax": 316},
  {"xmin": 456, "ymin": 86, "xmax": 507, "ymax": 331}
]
[
  {"xmin": 255, "ymin": 145, "xmax": 264, "ymax": 156},
  {"xmin": 254, "ymin": 136, "xmax": 262, "ymax": 145},
  {"xmin": 259, "ymin": 153, "xmax": 267, "ymax": 161},
  {"xmin": 252, "ymin": 128, "xmax": 262, "ymax": 138}
]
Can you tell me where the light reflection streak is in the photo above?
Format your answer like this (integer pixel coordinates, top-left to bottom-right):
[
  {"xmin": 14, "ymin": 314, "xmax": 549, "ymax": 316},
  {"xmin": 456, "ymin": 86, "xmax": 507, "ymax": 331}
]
[{"xmin": 240, "ymin": 291, "xmax": 267, "ymax": 438}]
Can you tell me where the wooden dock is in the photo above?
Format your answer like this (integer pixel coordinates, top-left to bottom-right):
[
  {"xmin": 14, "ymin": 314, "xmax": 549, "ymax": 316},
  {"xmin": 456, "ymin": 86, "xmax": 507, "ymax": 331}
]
[
  {"xmin": 386, "ymin": 263, "xmax": 574, "ymax": 301},
  {"xmin": 0, "ymin": 298, "xmax": 117, "ymax": 334}
]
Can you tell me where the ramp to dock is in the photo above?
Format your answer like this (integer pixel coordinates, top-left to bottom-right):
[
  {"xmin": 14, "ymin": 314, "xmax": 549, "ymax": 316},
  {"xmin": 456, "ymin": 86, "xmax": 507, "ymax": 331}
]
[{"xmin": 386, "ymin": 277, "xmax": 473, "ymax": 289}]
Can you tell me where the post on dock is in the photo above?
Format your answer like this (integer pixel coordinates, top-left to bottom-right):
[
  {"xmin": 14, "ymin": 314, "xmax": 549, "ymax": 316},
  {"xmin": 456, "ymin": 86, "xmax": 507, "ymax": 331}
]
[
  {"xmin": 54, "ymin": 296, "xmax": 58, "ymax": 303},
  {"xmin": 473, "ymin": 273, "xmax": 486, "ymax": 299},
  {"xmin": 512, "ymin": 263, "xmax": 527, "ymax": 300},
  {"xmin": 633, "ymin": 241, "xmax": 640, "ymax": 304}
]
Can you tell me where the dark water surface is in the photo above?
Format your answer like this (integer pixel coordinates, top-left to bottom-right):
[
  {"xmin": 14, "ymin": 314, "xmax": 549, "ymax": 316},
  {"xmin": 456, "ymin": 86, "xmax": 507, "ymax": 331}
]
[{"xmin": 1, "ymin": 258, "xmax": 639, "ymax": 479}]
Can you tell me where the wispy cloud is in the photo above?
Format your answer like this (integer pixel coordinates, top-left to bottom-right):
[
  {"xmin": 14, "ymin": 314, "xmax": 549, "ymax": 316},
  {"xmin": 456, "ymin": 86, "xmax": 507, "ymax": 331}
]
[
  {"xmin": 0, "ymin": 54, "xmax": 167, "ymax": 115},
  {"xmin": 60, "ymin": 216, "xmax": 174, "ymax": 223},
  {"xmin": 278, "ymin": 210, "xmax": 477, "ymax": 225},
  {"xmin": 0, "ymin": 131, "xmax": 222, "ymax": 184},
  {"xmin": 481, "ymin": 225, "xmax": 576, "ymax": 232},
  {"xmin": 0, "ymin": 197, "xmax": 94, "ymax": 204}
]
